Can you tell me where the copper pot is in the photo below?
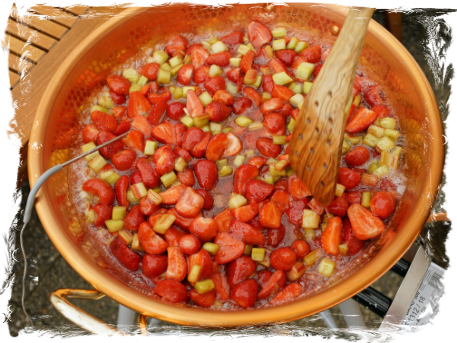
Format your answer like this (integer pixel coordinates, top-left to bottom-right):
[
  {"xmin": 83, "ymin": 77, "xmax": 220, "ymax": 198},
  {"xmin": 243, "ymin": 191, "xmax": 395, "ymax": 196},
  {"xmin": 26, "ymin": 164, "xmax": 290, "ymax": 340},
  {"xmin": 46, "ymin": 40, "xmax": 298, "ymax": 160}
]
[{"xmin": 28, "ymin": 4, "xmax": 444, "ymax": 329}]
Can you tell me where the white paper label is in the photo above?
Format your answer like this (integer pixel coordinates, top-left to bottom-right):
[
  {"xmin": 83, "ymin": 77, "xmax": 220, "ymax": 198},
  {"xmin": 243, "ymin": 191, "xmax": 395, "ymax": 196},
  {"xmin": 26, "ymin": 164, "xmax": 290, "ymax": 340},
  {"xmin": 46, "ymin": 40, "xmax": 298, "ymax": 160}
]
[{"xmin": 388, "ymin": 263, "xmax": 457, "ymax": 343}]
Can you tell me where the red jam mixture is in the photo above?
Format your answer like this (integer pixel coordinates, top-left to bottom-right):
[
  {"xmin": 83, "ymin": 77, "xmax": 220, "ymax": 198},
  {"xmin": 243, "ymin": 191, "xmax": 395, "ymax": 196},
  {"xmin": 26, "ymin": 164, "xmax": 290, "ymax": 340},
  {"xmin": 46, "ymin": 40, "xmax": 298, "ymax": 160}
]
[{"xmin": 74, "ymin": 21, "xmax": 405, "ymax": 310}]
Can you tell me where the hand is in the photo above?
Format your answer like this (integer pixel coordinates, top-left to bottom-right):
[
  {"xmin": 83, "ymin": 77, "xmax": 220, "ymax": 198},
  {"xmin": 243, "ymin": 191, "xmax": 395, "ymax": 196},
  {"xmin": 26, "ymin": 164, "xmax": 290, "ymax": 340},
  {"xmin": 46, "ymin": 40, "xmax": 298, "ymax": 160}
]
[{"xmin": 347, "ymin": 0, "xmax": 370, "ymax": 7}]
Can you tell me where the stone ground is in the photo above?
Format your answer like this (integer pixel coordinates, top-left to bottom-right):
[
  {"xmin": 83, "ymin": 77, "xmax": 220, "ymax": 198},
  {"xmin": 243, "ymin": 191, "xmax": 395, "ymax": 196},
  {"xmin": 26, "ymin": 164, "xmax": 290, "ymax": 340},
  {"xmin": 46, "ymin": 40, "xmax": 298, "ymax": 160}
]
[{"xmin": 0, "ymin": 14, "xmax": 457, "ymax": 343}]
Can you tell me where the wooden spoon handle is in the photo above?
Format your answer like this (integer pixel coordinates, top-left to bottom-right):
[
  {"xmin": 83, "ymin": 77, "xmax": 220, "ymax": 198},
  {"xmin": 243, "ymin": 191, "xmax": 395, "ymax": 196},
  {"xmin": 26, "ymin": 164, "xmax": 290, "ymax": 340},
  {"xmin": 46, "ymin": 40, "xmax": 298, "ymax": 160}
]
[{"xmin": 289, "ymin": 7, "xmax": 375, "ymax": 206}]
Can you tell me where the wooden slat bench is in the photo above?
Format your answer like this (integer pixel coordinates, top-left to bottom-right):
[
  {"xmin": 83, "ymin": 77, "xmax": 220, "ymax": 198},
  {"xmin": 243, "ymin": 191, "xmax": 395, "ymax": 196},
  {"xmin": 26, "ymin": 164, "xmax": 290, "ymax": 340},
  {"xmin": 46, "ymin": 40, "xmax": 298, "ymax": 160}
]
[{"xmin": 4, "ymin": 5, "xmax": 127, "ymax": 186}]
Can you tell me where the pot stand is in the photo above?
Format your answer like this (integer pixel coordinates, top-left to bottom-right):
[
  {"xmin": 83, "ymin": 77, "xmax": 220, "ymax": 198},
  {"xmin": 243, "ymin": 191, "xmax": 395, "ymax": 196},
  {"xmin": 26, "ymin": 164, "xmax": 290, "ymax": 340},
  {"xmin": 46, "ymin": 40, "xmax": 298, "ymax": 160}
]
[{"xmin": 48, "ymin": 216, "xmax": 447, "ymax": 334}]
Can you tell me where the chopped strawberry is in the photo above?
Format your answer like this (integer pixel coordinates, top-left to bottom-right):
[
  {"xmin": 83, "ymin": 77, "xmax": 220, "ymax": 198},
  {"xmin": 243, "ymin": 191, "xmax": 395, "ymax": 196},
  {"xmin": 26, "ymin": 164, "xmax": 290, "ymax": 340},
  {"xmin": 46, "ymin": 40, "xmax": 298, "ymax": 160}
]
[
  {"xmin": 300, "ymin": 45, "xmax": 321, "ymax": 63},
  {"xmin": 270, "ymin": 283, "xmax": 302, "ymax": 305},
  {"xmin": 147, "ymin": 91, "xmax": 172, "ymax": 105},
  {"xmin": 107, "ymin": 74, "xmax": 130, "ymax": 95},
  {"xmin": 370, "ymin": 191, "xmax": 395, "ymax": 219},
  {"xmin": 281, "ymin": 103, "xmax": 293, "ymax": 117},
  {"xmin": 173, "ymin": 145, "xmax": 192, "ymax": 162},
  {"xmin": 121, "ymin": 130, "xmax": 143, "ymax": 151},
  {"xmin": 243, "ymin": 87, "xmax": 261, "ymax": 107},
  {"xmin": 113, "ymin": 121, "xmax": 130, "ymax": 136},
  {"xmin": 220, "ymin": 132, "xmax": 241, "ymax": 157},
  {"xmin": 123, "ymin": 204, "xmax": 145, "ymax": 231},
  {"xmin": 227, "ymin": 255, "xmax": 256, "ymax": 287},
  {"xmin": 245, "ymin": 180, "xmax": 274, "ymax": 203},
  {"xmin": 151, "ymin": 121, "xmax": 175, "ymax": 144},
  {"xmin": 205, "ymin": 101, "xmax": 231, "ymax": 122},
  {"xmin": 256, "ymin": 137, "xmax": 281, "ymax": 157},
  {"xmin": 92, "ymin": 203, "xmax": 111, "ymax": 227},
  {"xmin": 270, "ymin": 189, "xmax": 291, "ymax": 212},
  {"xmin": 186, "ymin": 89, "xmax": 204, "ymax": 117},
  {"xmin": 193, "ymin": 65, "xmax": 211, "ymax": 84},
  {"xmin": 220, "ymin": 31, "xmax": 244, "ymax": 45},
  {"xmin": 347, "ymin": 204, "xmax": 385, "ymax": 240},
  {"xmin": 188, "ymin": 43, "xmax": 210, "ymax": 68},
  {"xmin": 214, "ymin": 209, "xmax": 233, "ymax": 233},
  {"xmin": 214, "ymin": 232, "xmax": 245, "ymax": 264},
  {"xmin": 166, "ymin": 246, "xmax": 187, "ymax": 282},
  {"xmin": 230, "ymin": 279, "xmax": 258, "ymax": 309},
  {"xmin": 112, "ymin": 149, "xmax": 136, "ymax": 171},
  {"xmin": 138, "ymin": 222, "xmax": 169, "ymax": 255},
  {"xmin": 139, "ymin": 62, "xmax": 160, "ymax": 81},
  {"xmin": 131, "ymin": 115, "xmax": 151, "ymax": 139},
  {"xmin": 127, "ymin": 91, "xmax": 152, "ymax": 118},
  {"xmin": 230, "ymin": 202, "xmax": 259, "ymax": 223},
  {"xmin": 345, "ymin": 146, "xmax": 370, "ymax": 166},
  {"xmin": 192, "ymin": 132, "xmax": 211, "ymax": 158},
  {"xmin": 165, "ymin": 34, "xmax": 189, "ymax": 56},
  {"xmin": 210, "ymin": 273, "xmax": 230, "ymax": 301},
  {"xmin": 160, "ymin": 184, "xmax": 187, "ymax": 205},
  {"xmin": 327, "ymin": 196, "xmax": 349, "ymax": 217},
  {"xmin": 345, "ymin": 108, "xmax": 377, "ymax": 133},
  {"xmin": 168, "ymin": 208, "xmax": 201, "ymax": 230},
  {"xmin": 364, "ymin": 86, "xmax": 385, "ymax": 107},
  {"xmin": 321, "ymin": 216, "xmax": 343, "ymax": 255},
  {"xmin": 82, "ymin": 124, "xmax": 100, "ymax": 143},
  {"xmin": 154, "ymin": 279, "xmax": 188, "ymax": 303},
  {"xmin": 266, "ymin": 224, "xmax": 285, "ymax": 247},
  {"xmin": 177, "ymin": 168, "xmax": 196, "ymax": 187},
  {"xmin": 110, "ymin": 237, "xmax": 140, "ymax": 271},
  {"xmin": 146, "ymin": 99, "xmax": 166, "ymax": 126},
  {"xmin": 234, "ymin": 164, "xmax": 259, "ymax": 194},
  {"xmin": 240, "ymin": 50, "xmax": 255, "ymax": 73},
  {"xmin": 227, "ymin": 67, "xmax": 242, "ymax": 83},
  {"xmin": 205, "ymin": 133, "xmax": 228, "ymax": 161},
  {"xmin": 177, "ymin": 64, "xmax": 194, "ymax": 85},
  {"xmin": 179, "ymin": 234, "xmax": 201, "ymax": 255},
  {"xmin": 82, "ymin": 179, "xmax": 115, "ymax": 205},
  {"xmin": 182, "ymin": 126, "xmax": 205, "ymax": 151},
  {"xmin": 189, "ymin": 289, "xmax": 216, "ymax": 307},
  {"xmin": 258, "ymin": 270, "xmax": 286, "ymax": 299},
  {"xmin": 308, "ymin": 198, "xmax": 324, "ymax": 215},
  {"xmin": 109, "ymin": 88, "xmax": 126, "ymax": 104},
  {"xmin": 130, "ymin": 169, "xmax": 143, "ymax": 185},
  {"xmin": 271, "ymin": 84, "xmax": 294, "ymax": 101},
  {"xmin": 291, "ymin": 240, "xmax": 311, "ymax": 259},
  {"xmin": 338, "ymin": 167, "xmax": 361, "ymax": 190},
  {"xmin": 96, "ymin": 131, "xmax": 123, "ymax": 159},
  {"xmin": 152, "ymin": 145, "xmax": 176, "ymax": 176},
  {"xmin": 371, "ymin": 104, "xmax": 390, "ymax": 119},
  {"xmin": 195, "ymin": 189, "xmax": 214, "ymax": 210},
  {"xmin": 188, "ymin": 249, "xmax": 213, "ymax": 282},
  {"xmin": 175, "ymin": 187, "xmax": 205, "ymax": 218},
  {"xmin": 193, "ymin": 159, "xmax": 218, "ymax": 190},
  {"xmin": 285, "ymin": 198, "xmax": 309, "ymax": 226},
  {"xmin": 114, "ymin": 175, "xmax": 129, "ymax": 207},
  {"xmin": 206, "ymin": 52, "xmax": 231, "ymax": 67},
  {"xmin": 204, "ymin": 76, "xmax": 226, "ymax": 93},
  {"xmin": 140, "ymin": 196, "xmax": 160, "ymax": 216},
  {"xmin": 229, "ymin": 220, "xmax": 266, "ymax": 245},
  {"xmin": 213, "ymin": 90, "xmax": 235, "ymax": 106},
  {"xmin": 247, "ymin": 21, "xmax": 272, "ymax": 49},
  {"xmin": 269, "ymin": 58, "xmax": 287, "ymax": 73},
  {"xmin": 166, "ymin": 102, "xmax": 186, "ymax": 121},
  {"xmin": 232, "ymin": 97, "xmax": 252, "ymax": 115},
  {"xmin": 247, "ymin": 156, "xmax": 268, "ymax": 168},
  {"xmin": 342, "ymin": 217, "xmax": 365, "ymax": 255},
  {"xmin": 287, "ymin": 174, "xmax": 311, "ymax": 199},
  {"xmin": 189, "ymin": 217, "xmax": 218, "ymax": 242},
  {"xmin": 263, "ymin": 112, "xmax": 286, "ymax": 135},
  {"xmin": 136, "ymin": 157, "xmax": 160, "ymax": 188},
  {"xmin": 142, "ymin": 254, "xmax": 168, "ymax": 279},
  {"xmin": 259, "ymin": 201, "xmax": 281, "ymax": 229},
  {"xmin": 275, "ymin": 49, "xmax": 298, "ymax": 67},
  {"xmin": 262, "ymin": 74, "xmax": 275, "ymax": 93},
  {"xmin": 90, "ymin": 110, "xmax": 117, "ymax": 133}
]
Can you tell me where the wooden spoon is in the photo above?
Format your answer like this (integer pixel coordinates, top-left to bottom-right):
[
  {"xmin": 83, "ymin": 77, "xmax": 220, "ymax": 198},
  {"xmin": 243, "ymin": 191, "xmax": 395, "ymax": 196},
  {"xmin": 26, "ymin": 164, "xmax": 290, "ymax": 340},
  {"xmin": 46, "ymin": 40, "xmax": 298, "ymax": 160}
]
[{"xmin": 289, "ymin": 7, "xmax": 375, "ymax": 206}]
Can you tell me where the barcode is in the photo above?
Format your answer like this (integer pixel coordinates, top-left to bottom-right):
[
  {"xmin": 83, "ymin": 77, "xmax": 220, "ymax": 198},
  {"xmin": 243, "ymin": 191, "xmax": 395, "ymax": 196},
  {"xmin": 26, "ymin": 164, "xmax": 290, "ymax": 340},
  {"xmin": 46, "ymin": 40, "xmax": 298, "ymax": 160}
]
[{"xmin": 429, "ymin": 272, "xmax": 443, "ymax": 292}]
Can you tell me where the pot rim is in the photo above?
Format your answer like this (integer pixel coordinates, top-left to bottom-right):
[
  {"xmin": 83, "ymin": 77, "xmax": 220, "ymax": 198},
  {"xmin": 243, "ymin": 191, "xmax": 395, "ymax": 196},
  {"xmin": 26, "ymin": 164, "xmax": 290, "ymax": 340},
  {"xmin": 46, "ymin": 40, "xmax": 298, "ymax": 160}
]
[{"xmin": 28, "ymin": 5, "xmax": 444, "ymax": 327}]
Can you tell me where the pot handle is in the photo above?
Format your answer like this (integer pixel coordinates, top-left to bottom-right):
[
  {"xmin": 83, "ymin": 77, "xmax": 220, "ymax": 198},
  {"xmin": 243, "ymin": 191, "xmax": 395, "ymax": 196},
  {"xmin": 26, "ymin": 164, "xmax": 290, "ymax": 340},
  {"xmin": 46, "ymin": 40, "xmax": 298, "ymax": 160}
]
[
  {"xmin": 426, "ymin": 211, "xmax": 449, "ymax": 223},
  {"xmin": 50, "ymin": 289, "xmax": 130, "ymax": 336}
]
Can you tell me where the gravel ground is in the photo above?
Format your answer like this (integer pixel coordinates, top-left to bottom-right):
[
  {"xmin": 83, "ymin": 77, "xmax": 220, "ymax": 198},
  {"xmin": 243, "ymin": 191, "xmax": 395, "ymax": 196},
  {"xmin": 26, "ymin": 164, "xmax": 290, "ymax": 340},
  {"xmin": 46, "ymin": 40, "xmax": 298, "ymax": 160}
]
[{"xmin": 0, "ymin": 15, "xmax": 457, "ymax": 343}]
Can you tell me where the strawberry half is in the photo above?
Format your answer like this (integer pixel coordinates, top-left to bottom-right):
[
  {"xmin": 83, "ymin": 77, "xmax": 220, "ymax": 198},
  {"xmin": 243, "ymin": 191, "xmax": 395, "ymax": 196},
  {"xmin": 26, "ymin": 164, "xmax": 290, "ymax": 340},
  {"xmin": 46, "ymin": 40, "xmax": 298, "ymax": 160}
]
[
  {"xmin": 227, "ymin": 67, "xmax": 241, "ymax": 83},
  {"xmin": 288, "ymin": 174, "xmax": 312, "ymax": 199},
  {"xmin": 110, "ymin": 237, "xmax": 140, "ymax": 271},
  {"xmin": 243, "ymin": 87, "xmax": 261, "ymax": 107},
  {"xmin": 345, "ymin": 108, "xmax": 378, "ymax": 133},
  {"xmin": 138, "ymin": 222, "xmax": 169, "ymax": 255},
  {"xmin": 205, "ymin": 52, "xmax": 231, "ymax": 67},
  {"xmin": 139, "ymin": 62, "xmax": 160, "ymax": 81},
  {"xmin": 193, "ymin": 65, "xmax": 210, "ymax": 84},
  {"xmin": 112, "ymin": 149, "xmax": 136, "ymax": 171},
  {"xmin": 245, "ymin": 180, "xmax": 274, "ymax": 203},
  {"xmin": 226, "ymin": 255, "xmax": 256, "ymax": 287},
  {"xmin": 321, "ymin": 216, "xmax": 343, "ymax": 255},
  {"xmin": 177, "ymin": 64, "xmax": 194, "ymax": 85},
  {"xmin": 223, "ymin": 132, "xmax": 242, "ymax": 157},
  {"xmin": 230, "ymin": 279, "xmax": 258, "ymax": 309},
  {"xmin": 122, "ymin": 130, "xmax": 144, "ymax": 151},
  {"xmin": 347, "ymin": 204, "xmax": 385, "ymax": 240},
  {"xmin": 136, "ymin": 157, "xmax": 160, "ymax": 188},
  {"xmin": 270, "ymin": 283, "xmax": 302, "ymax": 305},
  {"xmin": 188, "ymin": 43, "xmax": 210, "ymax": 68},
  {"xmin": 131, "ymin": 115, "xmax": 152, "ymax": 138},
  {"xmin": 148, "ymin": 99, "xmax": 168, "ymax": 126},
  {"xmin": 175, "ymin": 187, "xmax": 205, "ymax": 218},
  {"xmin": 90, "ymin": 111, "xmax": 118, "ymax": 133},
  {"xmin": 220, "ymin": 31, "xmax": 244, "ymax": 45},
  {"xmin": 166, "ymin": 246, "xmax": 187, "ymax": 282},
  {"xmin": 152, "ymin": 145, "xmax": 176, "ymax": 176},
  {"xmin": 151, "ymin": 120, "xmax": 175, "ymax": 144},
  {"xmin": 300, "ymin": 45, "xmax": 322, "ymax": 63},
  {"xmin": 204, "ymin": 76, "xmax": 226, "ymax": 93},
  {"xmin": 233, "ymin": 164, "xmax": 259, "ymax": 194},
  {"xmin": 107, "ymin": 74, "xmax": 130, "ymax": 95},
  {"xmin": 186, "ymin": 89, "xmax": 204, "ymax": 117},
  {"xmin": 165, "ymin": 34, "xmax": 189, "ymax": 56},
  {"xmin": 96, "ymin": 130, "xmax": 123, "ymax": 159},
  {"xmin": 214, "ymin": 232, "xmax": 245, "ymax": 264},
  {"xmin": 240, "ymin": 50, "xmax": 255, "ymax": 74},
  {"xmin": 230, "ymin": 202, "xmax": 259, "ymax": 223},
  {"xmin": 271, "ymin": 84, "xmax": 294, "ymax": 101},
  {"xmin": 160, "ymin": 184, "xmax": 187, "ymax": 205},
  {"xmin": 342, "ymin": 217, "xmax": 365, "ymax": 255},
  {"xmin": 205, "ymin": 133, "xmax": 228, "ymax": 161},
  {"xmin": 205, "ymin": 101, "xmax": 231, "ymax": 122},
  {"xmin": 258, "ymin": 270, "xmax": 286, "ymax": 300},
  {"xmin": 247, "ymin": 21, "xmax": 272, "ymax": 49},
  {"xmin": 127, "ymin": 91, "xmax": 152, "ymax": 118},
  {"xmin": 259, "ymin": 201, "xmax": 281, "ymax": 229},
  {"xmin": 214, "ymin": 209, "xmax": 233, "ymax": 233},
  {"xmin": 229, "ymin": 220, "xmax": 266, "ymax": 245}
]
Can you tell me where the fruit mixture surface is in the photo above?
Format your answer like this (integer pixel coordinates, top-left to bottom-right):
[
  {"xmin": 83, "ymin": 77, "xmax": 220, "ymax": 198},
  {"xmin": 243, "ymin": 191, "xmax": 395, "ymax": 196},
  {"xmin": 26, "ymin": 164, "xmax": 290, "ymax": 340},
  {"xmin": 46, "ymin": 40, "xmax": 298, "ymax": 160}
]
[{"xmin": 74, "ymin": 21, "xmax": 405, "ymax": 310}]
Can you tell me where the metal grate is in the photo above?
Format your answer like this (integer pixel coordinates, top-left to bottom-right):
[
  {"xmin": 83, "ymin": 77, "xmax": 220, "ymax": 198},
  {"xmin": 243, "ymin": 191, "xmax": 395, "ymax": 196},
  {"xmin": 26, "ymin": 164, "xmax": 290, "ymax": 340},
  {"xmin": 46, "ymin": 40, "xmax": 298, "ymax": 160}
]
[{"xmin": 4, "ymin": 5, "xmax": 90, "ymax": 89}]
